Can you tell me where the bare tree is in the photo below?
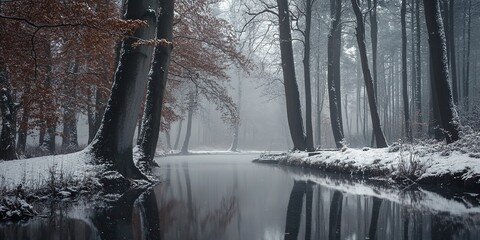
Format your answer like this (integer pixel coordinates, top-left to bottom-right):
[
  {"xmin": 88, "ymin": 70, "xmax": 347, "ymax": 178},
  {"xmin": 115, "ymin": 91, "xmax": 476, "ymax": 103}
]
[
  {"xmin": 401, "ymin": 0, "xmax": 411, "ymax": 141},
  {"xmin": 351, "ymin": 0, "xmax": 388, "ymax": 148},
  {"xmin": 277, "ymin": 0, "xmax": 307, "ymax": 150}
]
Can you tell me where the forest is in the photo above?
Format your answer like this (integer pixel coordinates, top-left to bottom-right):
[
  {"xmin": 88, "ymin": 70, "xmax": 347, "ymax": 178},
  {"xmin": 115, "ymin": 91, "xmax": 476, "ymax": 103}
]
[{"xmin": 1, "ymin": 0, "xmax": 480, "ymax": 239}]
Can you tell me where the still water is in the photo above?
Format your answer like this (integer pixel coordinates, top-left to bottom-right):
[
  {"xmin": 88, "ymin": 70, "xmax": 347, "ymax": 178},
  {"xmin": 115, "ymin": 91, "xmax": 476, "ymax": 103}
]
[{"xmin": 1, "ymin": 153, "xmax": 480, "ymax": 240}]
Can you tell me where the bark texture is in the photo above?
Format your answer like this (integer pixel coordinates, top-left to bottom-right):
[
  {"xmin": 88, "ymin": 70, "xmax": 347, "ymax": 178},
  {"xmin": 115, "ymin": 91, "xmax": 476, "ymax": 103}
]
[
  {"xmin": 137, "ymin": 0, "xmax": 174, "ymax": 164},
  {"xmin": 327, "ymin": 0, "xmax": 345, "ymax": 148},
  {"xmin": 351, "ymin": 0, "xmax": 388, "ymax": 148},
  {"xmin": 90, "ymin": 0, "xmax": 158, "ymax": 179},
  {"xmin": 423, "ymin": 0, "xmax": 460, "ymax": 143},
  {"xmin": 277, "ymin": 0, "xmax": 307, "ymax": 151}
]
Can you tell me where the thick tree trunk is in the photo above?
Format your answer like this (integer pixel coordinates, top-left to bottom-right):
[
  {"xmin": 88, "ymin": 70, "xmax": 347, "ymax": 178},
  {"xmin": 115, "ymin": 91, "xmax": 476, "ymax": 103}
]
[
  {"xmin": 303, "ymin": 0, "xmax": 314, "ymax": 151},
  {"xmin": 449, "ymin": 0, "xmax": 458, "ymax": 104},
  {"xmin": 89, "ymin": 0, "xmax": 158, "ymax": 179},
  {"xmin": 276, "ymin": 0, "xmax": 307, "ymax": 151},
  {"xmin": 180, "ymin": 91, "xmax": 195, "ymax": 154},
  {"xmin": 351, "ymin": 0, "xmax": 388, "ymax": 148},
  {"xmin": 137, "ymin": 0, "xmax": 174, "ymax": 164},
  {"xmin": 328, "ymin": 0, "xmax": 345, "ymax": 148},
  {"xmin": 423, "ymin": 0, "xmax": 460, "ymax": 143},
  {"xmin": 401, "ymin": 0, "xmax": 411, "ymax": 141},
  {"xmin": 0, "ymin": 70, "xmax": 18, "ymax": 160}
]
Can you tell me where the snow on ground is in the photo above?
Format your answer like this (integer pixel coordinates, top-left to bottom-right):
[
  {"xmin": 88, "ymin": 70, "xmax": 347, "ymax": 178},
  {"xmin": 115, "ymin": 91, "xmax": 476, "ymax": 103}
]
[
  {"xmin": 0, "ymin": 150, "xmax": 101, "ymax": 192},
  {"xmin": 255, "ymin": 141, "xmax": 480, "ymax": 190}
]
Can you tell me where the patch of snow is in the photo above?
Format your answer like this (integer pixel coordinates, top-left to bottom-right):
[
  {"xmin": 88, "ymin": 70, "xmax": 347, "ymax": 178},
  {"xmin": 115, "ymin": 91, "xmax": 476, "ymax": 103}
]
[{"xmin": 0, "ymin": 150, "xmax": 102, "ymax": 191}]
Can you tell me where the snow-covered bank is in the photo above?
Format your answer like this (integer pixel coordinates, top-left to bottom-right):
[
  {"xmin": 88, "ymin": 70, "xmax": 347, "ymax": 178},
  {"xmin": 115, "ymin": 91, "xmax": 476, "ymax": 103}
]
[
  {"xmin": 0, "ymin": 151, "xmax": 99, "ymax": 191},
  {"xmin": 0, "ymin": 150, "xmax": 153, "ymax": 222},
  {"xmin": 254, "ymin": 140, "xmax": 480, "ymax": 192}
]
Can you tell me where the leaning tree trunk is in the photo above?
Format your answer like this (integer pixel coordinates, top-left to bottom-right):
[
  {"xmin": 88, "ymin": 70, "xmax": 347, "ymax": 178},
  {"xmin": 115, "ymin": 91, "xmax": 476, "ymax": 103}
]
[
  {"xmin": 277, "ymin": 0, "xmax": 307, "ymax": 151},
  {"xmin": 89, "ymin": 0, "xmax": 158, "ymax": 179},
  {"xmin": 137, "ymin": 0, "xmax": 174, "ymax": 164},
  {"xmin": 401, "ymin": 0, "xmax": 411, "ymax": 141},
  {"xmin": 0, "ymin": 70, "xmax": 18, "ymax": 160},
  {"xmin": 351, "ymin": 0, "xmax": 388, "ymax": 148},
  {"xmin": 303, "ymin": 0, "xmax": 314, "ymax": 151},
  {"xmin": 328, "ymin": 0, "xmax": 345, "ymax": 148},
  {"xmin": 423, "ymin": 0, "xmax": 460, "ymax": 143}
]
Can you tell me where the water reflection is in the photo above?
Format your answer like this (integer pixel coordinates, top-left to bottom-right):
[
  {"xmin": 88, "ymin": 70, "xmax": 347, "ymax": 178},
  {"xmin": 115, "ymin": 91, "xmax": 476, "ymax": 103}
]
[{"xmin": 1, "ymin": 154, "xmax": 480, "ymax": 240}]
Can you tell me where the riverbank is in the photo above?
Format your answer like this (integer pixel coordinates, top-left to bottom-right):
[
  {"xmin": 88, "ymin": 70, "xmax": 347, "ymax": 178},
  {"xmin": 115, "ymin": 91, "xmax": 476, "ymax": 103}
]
[
  {"xmin": 254, "ymin": 133, "xmax": 480, "ymax": 193},
  {"xmin": 0, "ymin": 150, "xmax": 153, "ymax": 222}
]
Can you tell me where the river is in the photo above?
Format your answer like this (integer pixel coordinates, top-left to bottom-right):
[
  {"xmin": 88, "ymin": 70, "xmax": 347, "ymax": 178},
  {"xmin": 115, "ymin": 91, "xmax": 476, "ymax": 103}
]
[{"xmin": 1, "ymin": 153, "xmax": 480, "ymax": 240}]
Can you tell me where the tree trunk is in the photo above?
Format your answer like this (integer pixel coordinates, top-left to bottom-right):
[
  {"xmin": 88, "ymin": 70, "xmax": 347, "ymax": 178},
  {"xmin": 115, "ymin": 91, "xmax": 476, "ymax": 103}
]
[
  {"xmin": 303, "ymin": 0, "xmax": 314, "ymax": 151},
  {"xmin": 328, "ymin": 0, "xmax": 345, "ymax": 148},
  {"xmin": 0, "ymin": 70, "xmax": 18, "ymax": 160},
  {"xmin": 351, "ymin": 0, "xmax": 388, "ymax": 148},
  {"xmin": 410, "ymin": 0, "xmax": 417, "ymax": 136},
  {"xmin": 16, "ymin": 106, "xmax": 29, "ymax": 155},
  {"xmin": 415, "ymin": 0, "xmax": 423, "ymax": 136},
  {"xmin": 229, "ymin": 69, "xmax": 241, "ymax": 152},
  {"xmin": 180, "ymin": 91, "xmax": 195, "ymax": 154},
  {"xmin": 449, "ymin": 0, "xmax": 458, "ymax": 104},
  {"xmin": 62, "ymin": 87, "xmax": 78, "ymax": 152},
  {"xmin": 423, "ymin": 0, "xmax": 460, "ymax": 143},
  {"xmin": 165, "ymin": 130, "xmax": 172, "ymax": 149},
  {"xmin": 137, "ymin": 0, "xmax": 174, "ymax": 164},
  {"xmin": 173, "ymin": 119, "xmax": 183, "ymax": 150},
  {"xmin": 276, "ymin": 0, "xmax": 307, "ymax": 151},
  {"xmin": 401, "ymin": 0, "xmax": 412, "ymax": 141},
  {"xmin": 89, "ymin": 0, "xmax": 158, "ymax": 179},
  {"xmin": 464, "ymin": 0, "xmax": 471, "ymax": 110}
]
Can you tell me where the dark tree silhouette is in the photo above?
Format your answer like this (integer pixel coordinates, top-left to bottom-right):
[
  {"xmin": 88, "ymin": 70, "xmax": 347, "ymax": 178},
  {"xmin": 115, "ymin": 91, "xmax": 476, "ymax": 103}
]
[
  {"xmin": 284, "ymin": 180, "xmax": 306, "ymax": 240},
  {"xmin": 423, "ymin": 0, "xmax": 460, "ymax": 143},
  {"xmin": 0, "ymin": 69, "xmax": 18, "ymax": 160},
  {"xmin": 137, "ymin": 0, "xmax": 174, "ymax": 164},
  {"xmin": 328, "ymin": 191, "xmax": 343, "ymax": 240},
  {"xmin": 351, "ymin": 0, "xmax": 388, "ymax": 148},
  {"xmin": 401, "ymin": 0, "xmax": 411, "ymax": 141},
  {"xmin": 89, "ymin": 0, "xmax": 158, "ymax": 179},
  {"xmin": 327, "ymin": 0, "xmax": 345, "ymax": 148},
  {"xmin": 277, "ymin": 0, "xmax": 307, "ymax": 151}
]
